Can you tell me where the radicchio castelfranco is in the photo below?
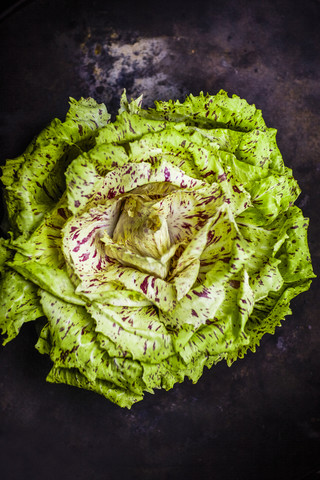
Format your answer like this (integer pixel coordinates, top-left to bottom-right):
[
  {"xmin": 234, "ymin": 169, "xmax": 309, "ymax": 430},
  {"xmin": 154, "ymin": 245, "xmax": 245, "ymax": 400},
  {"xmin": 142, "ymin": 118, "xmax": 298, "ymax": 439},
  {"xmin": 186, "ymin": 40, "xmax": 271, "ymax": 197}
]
[{"xmin": 0, "ymin": 90, "xmax": 315, "ymax": 408}]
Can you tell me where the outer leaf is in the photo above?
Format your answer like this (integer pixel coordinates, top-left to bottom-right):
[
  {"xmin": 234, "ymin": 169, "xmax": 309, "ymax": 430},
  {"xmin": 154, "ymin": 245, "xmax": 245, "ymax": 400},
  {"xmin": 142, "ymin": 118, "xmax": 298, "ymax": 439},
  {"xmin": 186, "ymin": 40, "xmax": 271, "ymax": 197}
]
[
  {"xmin": 1, "ymin": 97, "xmax": 110, "ymax": 236},
  {"xmin": 38, "ymin": 289, "xmax": 147, "ymax": 405},
  {"xmin": 149, "ymin": 90, "xmax": 266, "ymax": 131},
  {"xmin": 87, "ymin": 302, "xmax": 175, "ymax": 363},
  {"xmin": 8, "ymin": 253, "xmax": 84, "ymax": 306},
  {"xmin": 0, "ymin": 269, "xmax": 44, "ymax": 345}
]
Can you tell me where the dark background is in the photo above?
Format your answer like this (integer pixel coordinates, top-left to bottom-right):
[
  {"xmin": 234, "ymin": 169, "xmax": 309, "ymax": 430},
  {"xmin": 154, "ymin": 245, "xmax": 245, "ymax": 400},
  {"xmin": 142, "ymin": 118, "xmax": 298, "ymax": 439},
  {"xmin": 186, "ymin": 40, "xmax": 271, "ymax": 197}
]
[{"xmin": 0, "ymin": 1, "xmax": 319, "ymax": 479}]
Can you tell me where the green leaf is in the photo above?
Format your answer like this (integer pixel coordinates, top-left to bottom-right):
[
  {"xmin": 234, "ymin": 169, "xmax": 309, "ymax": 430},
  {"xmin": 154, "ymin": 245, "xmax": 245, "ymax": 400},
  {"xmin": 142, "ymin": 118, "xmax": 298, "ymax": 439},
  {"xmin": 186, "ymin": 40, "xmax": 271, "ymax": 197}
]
[
  {"xmin": 8, "ymin": 253, "xmax": 84, "ymax": 306},
  {"xmin": 150, "ymin": 90, "xmax": 266, "ymax": 131},
  {"xmin": 0, "ymin": 269, "xmax": 44, "ymax": 345},
  {"xmin": 1, "ymin": 97, "xmax": 109, "ymax": 236},
  {"xmin": 38, "ymin": 290, "xmax": 147, "ymax": 404},
  {"xmin": 88, "ymin": 302, "xmax": 175, "ymax": 363}
]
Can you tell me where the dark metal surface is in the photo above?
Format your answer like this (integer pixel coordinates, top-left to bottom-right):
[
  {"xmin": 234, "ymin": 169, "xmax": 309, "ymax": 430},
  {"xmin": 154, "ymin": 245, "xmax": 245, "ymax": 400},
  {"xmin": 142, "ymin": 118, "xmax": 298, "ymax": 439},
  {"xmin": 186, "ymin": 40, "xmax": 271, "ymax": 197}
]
[{"xmin": 0, "ymin": 1, "xmax": 319, "ymax": 479}]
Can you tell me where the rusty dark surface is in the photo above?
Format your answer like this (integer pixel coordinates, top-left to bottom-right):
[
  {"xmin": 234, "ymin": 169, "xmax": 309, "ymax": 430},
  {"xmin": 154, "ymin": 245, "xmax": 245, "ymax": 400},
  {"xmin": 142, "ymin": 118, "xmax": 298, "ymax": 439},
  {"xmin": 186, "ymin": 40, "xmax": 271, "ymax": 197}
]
[{"xmin": 0, "ymin": 1, "xmax": 319, "ymax": 479}]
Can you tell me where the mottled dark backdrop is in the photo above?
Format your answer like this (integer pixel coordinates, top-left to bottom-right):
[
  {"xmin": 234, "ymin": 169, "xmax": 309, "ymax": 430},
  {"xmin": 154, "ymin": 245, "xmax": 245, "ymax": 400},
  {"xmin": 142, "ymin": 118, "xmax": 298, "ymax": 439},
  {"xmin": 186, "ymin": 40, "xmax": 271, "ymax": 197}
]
[{"xmin": 0, "ymin": 1, "xmax": 319, "ymax": 479}]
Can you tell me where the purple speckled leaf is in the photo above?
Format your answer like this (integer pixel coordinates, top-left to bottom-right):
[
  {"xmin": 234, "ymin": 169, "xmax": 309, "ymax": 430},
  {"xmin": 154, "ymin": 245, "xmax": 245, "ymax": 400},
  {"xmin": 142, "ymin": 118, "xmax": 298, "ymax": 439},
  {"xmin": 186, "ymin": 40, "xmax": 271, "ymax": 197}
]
[{"xmin": 0, "ymin": 91, "xmax": 315, "ymax": 408}]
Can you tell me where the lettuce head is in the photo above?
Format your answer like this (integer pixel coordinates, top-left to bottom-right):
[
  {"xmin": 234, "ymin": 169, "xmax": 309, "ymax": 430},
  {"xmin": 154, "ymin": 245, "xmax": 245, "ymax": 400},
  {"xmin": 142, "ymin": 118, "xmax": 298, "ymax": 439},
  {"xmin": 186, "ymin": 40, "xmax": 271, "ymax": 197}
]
[{"xmin": 0, "ymin": 90, "xmax": 315, "ymax": 408}]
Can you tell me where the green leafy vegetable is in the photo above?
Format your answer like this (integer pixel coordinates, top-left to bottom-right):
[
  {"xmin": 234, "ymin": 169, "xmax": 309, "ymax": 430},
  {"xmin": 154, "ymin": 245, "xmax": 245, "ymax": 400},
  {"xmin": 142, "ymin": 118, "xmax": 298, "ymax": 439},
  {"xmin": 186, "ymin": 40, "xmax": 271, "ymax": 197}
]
[{"xmin": 0, "ymin": 90, "xmax": 315, "ymax": 408}]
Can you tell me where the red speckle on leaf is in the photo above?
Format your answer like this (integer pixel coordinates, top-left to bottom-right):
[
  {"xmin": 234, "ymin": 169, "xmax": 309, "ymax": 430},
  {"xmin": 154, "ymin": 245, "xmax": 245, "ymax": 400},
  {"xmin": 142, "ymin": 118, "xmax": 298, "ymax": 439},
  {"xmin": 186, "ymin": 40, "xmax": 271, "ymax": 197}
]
[
  {"xmin": 96, "ymin": 258, "xmax": 102, "ymax": 270},
  {"xmin": 193, "ymin": 288, "xmax": 210, "ymax": 298},
  {"xmin": 79, "ymin": 253, "xmax": 90, "ymax": 262},
  {"xmin": 164, "ymin": 166, "xmax": 171, "ymax": 182},
  {"xmin": 218, "ymin": 173, "xmax": 227, "ymax": 182},
  {"xmin": 107, "ymin": 188, "xmax": 116, "ymax": 199},
  {"xmin": 140, "ymin": 277, "xmax": 149, "ymax": 295}
]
